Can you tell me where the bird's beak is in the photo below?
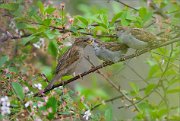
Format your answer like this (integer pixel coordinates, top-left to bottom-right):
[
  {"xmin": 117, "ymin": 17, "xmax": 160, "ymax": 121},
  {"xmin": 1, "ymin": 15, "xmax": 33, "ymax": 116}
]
[{"xmin": 87, "ymin": 40, "xmax": 93, "ymax": 45}]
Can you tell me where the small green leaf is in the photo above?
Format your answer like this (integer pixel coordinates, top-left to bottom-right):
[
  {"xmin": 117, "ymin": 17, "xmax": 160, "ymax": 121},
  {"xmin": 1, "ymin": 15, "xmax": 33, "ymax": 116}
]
[
  {"xmin": 48, "ymin": 41, "xmax": 58, "ymax": 57},
  {"xmin": 42, "ymin": 19, "xmax": 51, "ymax": 26},
  {"xmin": 121, "ymin": 18, "xmax": 130, "ymax": 26},
  {"xmin": 44, "ymin": 30, "xmax": 55, "ymax": 39},
  {"xmin": 98, "ymin": 22, "xmax": 108, "ymax": 29},
  {"xmin": 100, "ymin": 14, "xmax": 108, "ymax": 26},
  {"xmin": 167, "ymin": 87, "xmax": 180, "ymax": 94},
  {"xmin": 45, "ymin": 7, "xmax": 56, "ymax": 14},
  {"xmin": 139, "ymin": 7, "xmax": 152, "ymax": 23},
  {"xmin": 12, "ymin": 82, "xmax": 25, "ymax": 101},
  {"xmin": 139, "ymin": 7, "xmax": 147, "ymax": 18},
  {"xmin": 105, "ymin": 109, "xmax": 113, "ymax": 121},
  {"xmin": 21, "ymin": 36, "xmax": 35, "ymax": 45},
  {"xmin": 61, "ymin": 75, "xmax": 73, "ymax": 81},
  {"xmin": 0, "ymin": 55, "xmax": 9, "ymax": 67},
  {"xmin": 111, "ymin": 12, "xmax": 122, "ymax": 24},
  {"xmin": 37, "ymin": 1, "xmax": 44, "ymax": 14},
  {"xmin": 0, "ymin": 3, "xmax": 19, "ymax": 11},
  {"xmin": 46, "ymin": 97, "xmax": 57, "ymax": 119},
  {"xmin": 76, "ymin": 16, "xmax": 88, "ymax": 26},
  {"xmin": 145, "ymin": 84, "xmax": 156, "ymax": 95},
  {"xmin": 129, "ymin": 82, "xmax": 139, "ymax": 94}
]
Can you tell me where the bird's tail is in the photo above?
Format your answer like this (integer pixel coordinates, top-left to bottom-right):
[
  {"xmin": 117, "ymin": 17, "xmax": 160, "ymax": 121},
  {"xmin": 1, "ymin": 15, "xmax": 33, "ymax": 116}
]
[{"xmin": 44, "ymin": 73, "xmax": 62, "ymax": 90}]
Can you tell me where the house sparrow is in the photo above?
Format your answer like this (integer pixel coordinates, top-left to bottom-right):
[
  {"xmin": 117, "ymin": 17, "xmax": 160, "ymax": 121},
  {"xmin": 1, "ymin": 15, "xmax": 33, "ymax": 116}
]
[
  {"xmin": 88, "ymin": 38, "xmax": 129, "ymax": 62},
  {"xmin": 116, "ymin": 27, "xmax": 167, "ymax": 50},
  {"xmin": 45, "ymin": 37, "xmax": 90, "ymax": 90}
]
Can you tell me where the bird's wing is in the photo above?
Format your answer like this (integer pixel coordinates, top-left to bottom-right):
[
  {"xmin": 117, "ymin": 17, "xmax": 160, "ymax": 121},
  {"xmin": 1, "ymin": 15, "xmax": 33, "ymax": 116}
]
[
  {"xmin": 104, "ymin": 42, "xmax": 129, "ymax": 51},
  {"xmin": 130, "ymin": 28, "xmax": 157, "ymax": 44},
  {"xmin": 55, "ymin": 45, "xmax": 80, "ymax": 74},
  {"xmin": 95, "ymin": 39, "xmax": 128, "ymax": 52}
]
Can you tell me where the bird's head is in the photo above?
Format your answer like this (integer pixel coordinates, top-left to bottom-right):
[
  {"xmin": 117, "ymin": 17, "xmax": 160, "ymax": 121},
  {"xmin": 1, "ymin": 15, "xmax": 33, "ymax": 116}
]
[
  {"xmin": 116, "ymin": 26, "xmax": 129, "ymax": 32},
  {"xmin": 74, "ymin": 36, "xmax": 95, "ymax": 47}
]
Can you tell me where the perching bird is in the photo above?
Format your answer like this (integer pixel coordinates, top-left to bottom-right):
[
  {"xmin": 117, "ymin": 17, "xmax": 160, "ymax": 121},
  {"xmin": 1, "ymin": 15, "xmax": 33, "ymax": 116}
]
[
  {"xmin": 116, "ymin": 27, "xmax": 167, "ymax": 50},
  {"xmin": 45, "ymin": 37, "xmax": 90, "ymax": 90},
  {"xmin": 88, "ymin": 38, "xmax": 129, "ymax": 62}
]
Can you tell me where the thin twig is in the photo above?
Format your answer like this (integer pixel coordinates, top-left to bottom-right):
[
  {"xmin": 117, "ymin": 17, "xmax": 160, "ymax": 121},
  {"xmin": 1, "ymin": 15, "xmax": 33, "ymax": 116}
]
[
  {"xmin": 85, "ymin": 56, "xmax": 140, "ymax": 111},
  {"xmin": 91, "ymin": 87, "xmax": 146, "ymax": 111}
]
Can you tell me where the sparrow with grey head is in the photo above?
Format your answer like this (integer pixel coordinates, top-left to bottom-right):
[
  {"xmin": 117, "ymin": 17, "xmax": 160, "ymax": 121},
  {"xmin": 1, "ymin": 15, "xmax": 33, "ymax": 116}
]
[{"xmin": 88, "ymin": 38, "xmax": 129, "ymax": 62}]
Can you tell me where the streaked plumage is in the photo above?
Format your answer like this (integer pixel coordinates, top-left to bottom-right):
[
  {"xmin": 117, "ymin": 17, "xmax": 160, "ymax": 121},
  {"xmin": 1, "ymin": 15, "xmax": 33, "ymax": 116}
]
[
  {"xmin": 117, "ymin": 27, "xmax": 167, "ymax": 49},
  {"xmin": 45, "ymin": 37, "xmax": 90, "ymax": 90}
]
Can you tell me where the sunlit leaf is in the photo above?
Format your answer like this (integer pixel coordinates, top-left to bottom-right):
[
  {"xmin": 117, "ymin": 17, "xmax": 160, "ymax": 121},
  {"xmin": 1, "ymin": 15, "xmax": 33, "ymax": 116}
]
[
  {"xmin": 76, "ymin": 16, "xmax": 88, "ymax": 26},
  {"xmin": 0, "ymin": 3, "xmax": 19, "ymax": 10},
  {"xmin": 0, "ymin": 55, "xmax": 9, "ymax": 67},
  {"xmin": 105, "ymin": 109, "xmax": 112, "ymax": 121},
  {"xmin": 21, "ymin": 36, "xmax": 35, "ymax": 45},
  {"xmin": 46, "ymin": 97, "xmax": 57, "ymax": 119},
  {"xmin": 145, "ymin": 83, "xmax": 156, "ymax": 95},
  {"xmin": 48, "ymin": 41, "xmax": 58, "ymax": 57},
  {"xmin": 167, "ymin": 87, "xmax": 180, "ymax": 94},
  {"xmin": 12, "ymin": 82, "xmax": 25, "ymax": 101}
]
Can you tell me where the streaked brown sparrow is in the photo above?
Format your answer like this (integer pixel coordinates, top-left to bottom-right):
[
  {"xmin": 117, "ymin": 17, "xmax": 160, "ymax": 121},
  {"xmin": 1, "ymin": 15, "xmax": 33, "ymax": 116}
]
[{"xmin": 45, "ymin": 37, "xmax": 90, "ymax": 90}]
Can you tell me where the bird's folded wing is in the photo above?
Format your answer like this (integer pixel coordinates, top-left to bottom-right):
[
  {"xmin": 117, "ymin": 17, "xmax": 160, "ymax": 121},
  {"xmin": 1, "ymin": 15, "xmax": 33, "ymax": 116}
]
[
  {"xmin": 130, "ymin": 28, "xmax": 157, "ymax": 43},
  {"xmin": 96, "ymin": 39, "xmax": 129, "ymax": 51},
  {"xmin": 104, "ymin": 42, "xmax": 129, "ymax": 51},
  {"xmin": 55, "ymin": 46, "xmax": 80, "ymax": 74}
]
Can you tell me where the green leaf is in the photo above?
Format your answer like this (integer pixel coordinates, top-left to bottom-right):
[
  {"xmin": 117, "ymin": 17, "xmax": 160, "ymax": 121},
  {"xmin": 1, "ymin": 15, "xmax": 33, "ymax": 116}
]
[
  {"xmin": 105, "ymin": 109, "xmax": 113, "ymax": 121},
  {"xmin": 61, "ymin": 75, "xmax": 73, "ymax": 81},
  {"xmin": 145, "ymin": 84, "xmax": 156, "ymax": 95},
  {"xmin": 21, "ymin": 36, "xmax": 35, "ymax": 45},
  {"xmin": 129, "ymin": 82, "xmax": 139, "ymax": 94},
  {"xmin": 76, "ymin": 16, "xmax": 88, "ymax": 26},
  {"xmin": 44, "ymin": 30, "xmax": 55, "ymax": 39},
  {"xmin": 46, "ymin": 97, "xmax": 57, "ymax": 119},
  {"xmin": 45, "ymin": 7, "xmax": 56, "ymax": 14},
  {"xmin": 0, "ymin": 55, "xmax": 9, "ymax": 67},
  {"xmin": 121, "ymin": 18, "xmax": 130, "ymax": 26},
  {"xmin": 100, "ymin": 14, "xmax": 108, "ymax": 26},
  {"xmin": 139, "ymin": 7, "xmax": 147, "ymax": 18},
  {"xmin": 167, "ymin": 87, "xmax": 180, "ymax": 94},
  {"xmin": 111, "ymin": 12, "xmax": 122, "ymax": 24},
  {"xmin": 0, "ymin": 3, "xmax": 19, "ymax": 11},
  {"xmin": 98, "ymin": 22, "xmax": 108, "ymax": 29},
  {"xmin": 139, "ymin": 7, "xmax": 152, "ymax": 23},
  {"xmin": 48, "ymin": 41, "xmax": 58, "ymax": 57},
  {"xmin": 37, "ymin": 1, "xmax": 44, "ymax": 14},
  {"xmin": 42, "ymin": 19, "xmax": 51, "ymax": 26},
  {"xmin": 126, "ymin": 11, "xmax": 136, "ymax": 21},
  {"xmin": 12, "ymin": 82, "xmax": 25, "ymax": 101}
]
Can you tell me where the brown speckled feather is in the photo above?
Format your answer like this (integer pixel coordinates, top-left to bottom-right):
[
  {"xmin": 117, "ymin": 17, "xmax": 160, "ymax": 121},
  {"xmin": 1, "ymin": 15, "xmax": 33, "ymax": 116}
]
[
  {"xmin": 55, "ymin": 45, "xmax": 80, "ymax": 74},
  {"xmin": 45, "ymin": 37, "xmax": 90, "ymax": 90},
  {"xmin": 95, "ymin": 39, "xmax": 129, "ymax": 52},
  {"xmin": 130, "ymin": 28, "xmax": 158, "ymax": 44}
]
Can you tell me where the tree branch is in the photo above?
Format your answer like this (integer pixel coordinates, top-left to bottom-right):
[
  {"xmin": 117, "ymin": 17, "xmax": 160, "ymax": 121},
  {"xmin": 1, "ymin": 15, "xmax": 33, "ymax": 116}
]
[{"xmin": 34, "ymin": 37, "xmax": 180, "ymax": 96}]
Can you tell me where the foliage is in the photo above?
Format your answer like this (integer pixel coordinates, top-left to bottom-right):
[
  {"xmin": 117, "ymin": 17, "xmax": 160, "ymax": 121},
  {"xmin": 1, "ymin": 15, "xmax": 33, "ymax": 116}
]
[{"xmin": 0, "ymin": 0, "xmax": 179, "ymax": 120}]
